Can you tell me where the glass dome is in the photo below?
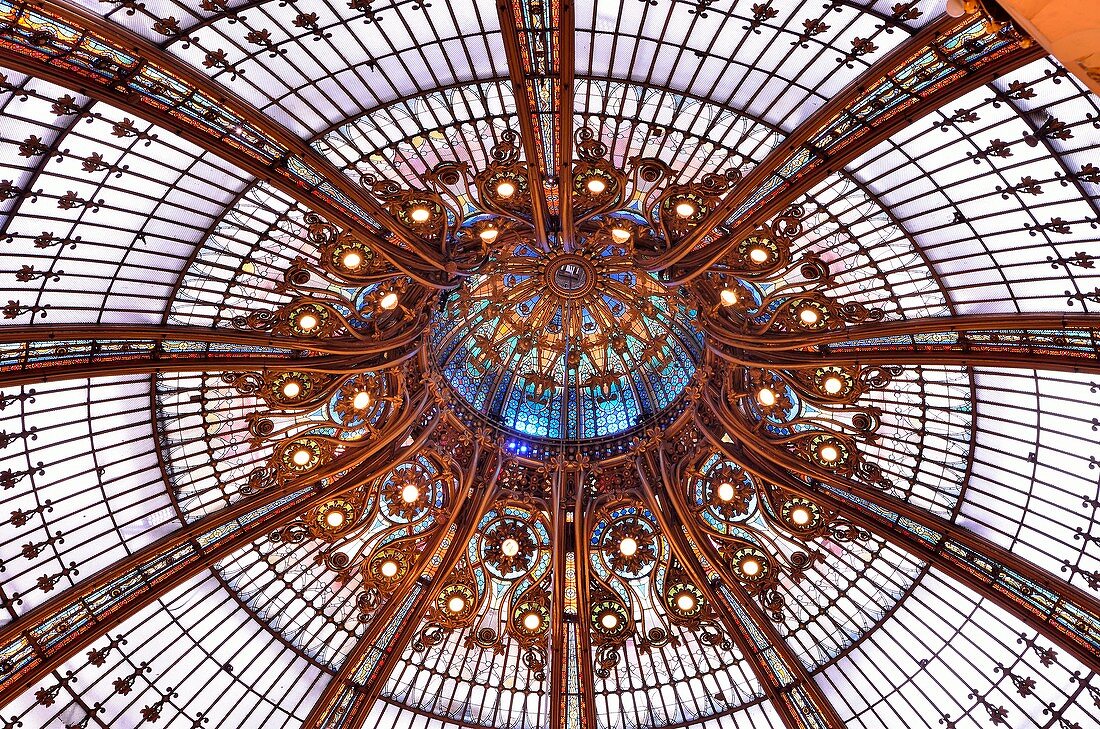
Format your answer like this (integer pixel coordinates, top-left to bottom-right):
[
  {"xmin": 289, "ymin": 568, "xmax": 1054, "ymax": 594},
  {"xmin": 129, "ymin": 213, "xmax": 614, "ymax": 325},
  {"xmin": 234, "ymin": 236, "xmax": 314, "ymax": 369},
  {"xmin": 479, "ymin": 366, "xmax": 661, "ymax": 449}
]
[
  {"xmin": 2, "ymin": 1, "xmax": 1100, "ymax": 729},
  {"xmin": 431, "ymin": 239, "xmax": 703, "ymax": 441}
]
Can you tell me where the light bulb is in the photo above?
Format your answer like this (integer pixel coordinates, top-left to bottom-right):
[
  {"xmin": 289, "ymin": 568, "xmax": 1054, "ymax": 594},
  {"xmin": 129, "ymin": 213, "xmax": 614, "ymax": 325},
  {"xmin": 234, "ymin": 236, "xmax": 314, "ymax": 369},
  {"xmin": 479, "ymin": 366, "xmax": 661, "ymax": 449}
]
[
  {"xmin": 586, "ymin": 177, "xmax": 607, "ymax": 194},
  {"xmin": 480, "ymin": 226, "xmax": 499, "ymax": 243},
  {"xmin": 748, "ymin": 247, "xmax": 769, "ymax": 264},
  {"xmin": 291, "ymin": 448, "xmax": 312, "ymax": 467},
  {"xmin": 619, "ymin": 537, "xmax": 638, "ymax": 557},
  {"xmin": 798, "ymin": 307, "xmax": 820, "ymax": 326},
  {"xmin": 401, "ymin": 484, "xmax": 420, "ymax": 504},
  {"xmin": 297, "ymin": 313, "xmax": 319, "ymax": 331},
  {"xmin": 818, "ymin": 444, "xmax": 840, "ymax": 463},
  {"xmin": 600, "ymin": 613, "xmax": 619, "ymax": 629},
  {"xmin": 379, "ymin": 560, "xmax": 399, "ymax": 578},
  {"xmin": 610, "ymin": 226, "xmax": 631, "ymax": 244},
  {"xmin": 676, "ymin": 592, "xmax": 696, "ymax": 611},
  {"xmin": 447, "ymin": 595, "xmax": 466, "ymax": 614},
  {"xmin": 741, "ymin": 558, "xmax": 761, "ymax": 577},
  {"xmin": 325, "ymin": 509, "xmax": 345, "ymax": 528},
  {"xmin": 501, "ymin": 538, "xmax": 520, "ymax": 557},
  {"xmin": 823, "ymin": 376, "xmax": 844, "ymax": 395},
  {"xmin": 720, "ymin": 288, "xmax": 738, "ymax": 306},
  {"xmin": 380, "ymin": 292, "xmax": 399, "ymax": 310},
  {"xmin": 342, "ymin": 251, "xmax": 363, "ymax": 269},
  {"xmin": 790, "ymin": 507, "xmax": 812, "ymax": 526},
  {"xmin": 497, "ymin": 180, "xmax": 517, "ymax": 198},
  {"xmin": 716, "ymin": 482, "xmax": 736, "ymax": 502},
  {"xmin": 674, "ymin": 200, "xmax": 696, "ymax": 218},
  {"xmin": 756, "ymin": 387, "xmax": 777, "ymax": 407},
  {"xmin": 352, "ymin": 391, "xmax": 371, "ymax": 410},
  {"xmin": 281, "ymin": 380, "xmax": 301, "ymax": 398},
  {"xmin": 522, "ymin": 612, "xmax": 541, "ymax": 631},
  {"xmin": 410, "ymin": 205, "xmax": 431, "ymax": 223}
]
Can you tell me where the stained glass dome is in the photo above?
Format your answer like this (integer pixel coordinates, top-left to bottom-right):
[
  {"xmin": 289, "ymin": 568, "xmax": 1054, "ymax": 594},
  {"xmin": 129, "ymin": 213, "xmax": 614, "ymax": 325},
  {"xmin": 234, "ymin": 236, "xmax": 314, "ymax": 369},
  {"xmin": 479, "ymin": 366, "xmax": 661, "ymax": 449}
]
[
  {"xmin": 3, "ymin": 1, "xmax": 1100, "ymax": 729},
  {"xmin": 431, "ymin": 237, "xmax": 703, "ymax": 442}
]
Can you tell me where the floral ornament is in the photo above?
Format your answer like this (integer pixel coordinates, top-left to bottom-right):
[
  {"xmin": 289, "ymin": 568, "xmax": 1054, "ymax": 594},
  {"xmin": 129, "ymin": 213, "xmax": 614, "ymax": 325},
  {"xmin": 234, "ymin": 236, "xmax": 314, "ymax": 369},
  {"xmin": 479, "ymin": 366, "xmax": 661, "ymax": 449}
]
[
  {"xmin": 483, "ymin": 519, "xmax": 537, "ymax": 575},
  {"xmin": 604, "ymin": 520, "xmax": 657, "ymax": 575},
  {"xmin": 381, "ymin": 468, "xmax": 432, "ymax": 521}
]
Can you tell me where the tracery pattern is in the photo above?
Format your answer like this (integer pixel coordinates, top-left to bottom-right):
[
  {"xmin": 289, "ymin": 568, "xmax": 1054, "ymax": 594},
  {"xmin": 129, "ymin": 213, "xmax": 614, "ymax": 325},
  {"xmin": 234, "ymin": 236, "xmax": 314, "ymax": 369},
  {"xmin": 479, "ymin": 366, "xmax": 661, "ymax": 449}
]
[{"xmin": 1, "ymin": 2, "xmax": 1100, "ymax": 729}]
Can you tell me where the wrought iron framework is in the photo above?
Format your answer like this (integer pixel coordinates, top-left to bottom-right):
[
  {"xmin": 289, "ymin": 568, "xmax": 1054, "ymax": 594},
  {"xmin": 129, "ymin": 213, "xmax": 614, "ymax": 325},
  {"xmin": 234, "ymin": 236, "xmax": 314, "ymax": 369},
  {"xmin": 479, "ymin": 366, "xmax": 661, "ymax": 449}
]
[{"xmin": 2, "ymin": 1, "xmax": 1100, "ymax": 728}]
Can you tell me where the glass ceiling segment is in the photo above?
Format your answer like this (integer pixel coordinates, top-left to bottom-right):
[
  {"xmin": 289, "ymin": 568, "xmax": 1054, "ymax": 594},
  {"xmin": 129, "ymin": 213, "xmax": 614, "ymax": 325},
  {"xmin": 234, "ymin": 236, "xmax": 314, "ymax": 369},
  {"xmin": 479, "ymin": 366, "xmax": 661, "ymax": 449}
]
[
  {"xmin": 0, "ymin": 66, "xmax": 249, "ymax": 326},
  {"xmin": 1, "ymin": 572, "xmax": 329, "ymax": 727},
  {"xmin": 318, "ymin": 80, "xmax": 522, "ymax": 190},
  {"xmin": 962, "ymin": 368, "xmax": 1100, "ymax": 595},
  {"xmin": 70, "ymin": 0, "xmax": 508, "ymax": 139},
  {"xmin": 579, "ymin": 0, "xmax": 922, "ymax": 137},
  {"xmin": 0, "ymin": 375, "xmax": 179, "ymax": 620},
  {"xmin": 848, "ymin": 56, "xmax": 1100, "ymax": 315},
  {"xmin": 817, "ymin": 569, "xmax": 1100, "ymax": 728}
]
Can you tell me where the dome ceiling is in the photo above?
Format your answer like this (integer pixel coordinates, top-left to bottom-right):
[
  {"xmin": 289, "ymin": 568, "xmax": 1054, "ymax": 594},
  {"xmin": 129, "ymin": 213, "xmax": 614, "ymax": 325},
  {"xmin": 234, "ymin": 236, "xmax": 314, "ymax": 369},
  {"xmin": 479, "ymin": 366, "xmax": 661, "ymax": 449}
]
[{"xmin": 1, "ymin": 1, "xmax": 1100, "ymax": 729}]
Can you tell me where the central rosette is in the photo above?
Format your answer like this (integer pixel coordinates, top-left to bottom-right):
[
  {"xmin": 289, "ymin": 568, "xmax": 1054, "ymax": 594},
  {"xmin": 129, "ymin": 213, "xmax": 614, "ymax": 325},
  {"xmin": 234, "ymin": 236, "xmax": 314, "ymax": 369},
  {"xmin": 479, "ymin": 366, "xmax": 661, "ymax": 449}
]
[{"xmin": 430, "ymin": 237, "xmax": 703, "ymax": 442}]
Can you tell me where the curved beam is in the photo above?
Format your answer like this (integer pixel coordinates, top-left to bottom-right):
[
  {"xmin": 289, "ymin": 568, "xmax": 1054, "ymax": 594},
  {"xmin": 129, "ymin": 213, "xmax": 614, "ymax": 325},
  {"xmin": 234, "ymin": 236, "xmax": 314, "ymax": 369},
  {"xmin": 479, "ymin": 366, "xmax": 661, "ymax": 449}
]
[
  {"xmin": 0, "ymin": 0, "xmax": 453, "ymax": 286},
  {"xmin": 640, "ymin": 10, "xmax": 1044, "ymax": 278},
  {"xmin": 558, "ymin": 0, "xmax": 576, "ymax": 251},
  {"xmin": 305, "ymin": 450, "xmax": 503, "ymax": 729},
  {"xmin": 699, "ymin": 388, "xmax": 1100, "ymax": 675},
  {"xmin": 496, "ymin": 0, "xmax": 557, "ymax": 252},
  {"xmin": 0, "ymin": 392, "xmax": 439, "ymax": 708},
  {"xmin": 704, "ymin": 313, "xmax": 1100, "ymax": 374},
  {"xmin": 636, "ymin": 454, "xmax": 845, "ymax": 729}
]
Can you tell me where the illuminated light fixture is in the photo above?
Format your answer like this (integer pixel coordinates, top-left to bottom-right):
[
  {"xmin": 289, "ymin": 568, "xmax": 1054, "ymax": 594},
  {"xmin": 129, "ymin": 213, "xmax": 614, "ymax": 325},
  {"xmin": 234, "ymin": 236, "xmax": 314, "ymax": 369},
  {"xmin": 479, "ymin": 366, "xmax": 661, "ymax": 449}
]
[
  {"xmin": 586, "ymin": 177, "xmax": 607, "ymax": 194},
  {"xmin": 324, "ymin": 509, "xmax": 346, "ymax": 529},
  {"xmin": 748, "ymin": 247, "xmax": 769, "ymax": 264},
  {"xmin": 522, "ymin": 612, "xmax": 542, "ymax": 631},
  {"xmin": 341, "ymin": 250, "xmax": 363, "ymax": 269},
  {"xmin": 600, "ymin": 613, "xmax": 619, "ymax": 629},
  {"xmin": 740, "ymin": 557, "xmax": 762, "ymax": 577},
  {"xmin": 610, "ymin": 226, "xmax": 631, "ymax": 244},
  {"xmin": 675, "ymin": 592, "xmax": 696, "ymax": 612},
  {"xmin": 447, "ymin": 595, "xmax": 466, "ymax": 614},
  {"xmin": 818, "ymin": 443, "xmax": 840, "ymax": 463},
  {"xmin": 719, "ymin": 288, "xmax": 738, "ymax": 307},
  {"xmin": 790, "ymin": 506, "xmax": 812, "ymax": 526},
  {"xmin": 496, "ymin": 180, "xmax": 517, "ymax": 198},
  {"xmin": 798, "ymin": 307, "xmax": 820, "ymax": 326},
  {"xmin": 756, "ymin": 387, "xmax": 777, "ymax": 407},
  {"xmin": 480, "ymin": 226, "xmax": 499, "ymax": 243},
  {"xmin": 352, "ymin": 391, "xmax": 372, "ymax": 410},
  {"xmin": 501, "ymin": 538, "xmax": 521, "ymax": 557},
  {"xmin": 281, "ymin": 380, "xmax": 302, "ymax": 399},
  {"xmin": 380, "ymin": 292, "xmax": 399, "ymax": 310},
  {"xmin": 716, "ymin": 481, "xmax": 736, "ymax": 502},
  {"xmin": 618, "ymin": 537, "xmax": 638, "ymax": 557},
  {"xmin": 674, "ymin": 200, "xmax": 696, "ymax": 218},
  {"xmin": 379, "ymin": 559, "xmax": 400, "ymax": 578},
  {"xmin": 400, "ymin": 483, "xmax": 420, "ymax": 504},
  {"xmin": 410, "ymin": 205, "xmax": 432, "ymax": 223},
  {"xmin": 822, "ymin": 375, "xmax": 844, "ymax": 395},
  {"xmin": 297, "ymin": 312, "xmax": 319, "ymax": 331},
  {"xmin": 291, "ymin": 448, "xmax": 313, "ymax": 467}
]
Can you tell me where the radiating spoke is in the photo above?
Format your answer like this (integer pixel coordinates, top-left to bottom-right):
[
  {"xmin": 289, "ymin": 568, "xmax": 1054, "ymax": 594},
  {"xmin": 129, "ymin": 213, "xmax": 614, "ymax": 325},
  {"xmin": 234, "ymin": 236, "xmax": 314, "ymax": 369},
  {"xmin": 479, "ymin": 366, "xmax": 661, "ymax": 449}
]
[
  {"xmin": 0, "ymin": 0, "xmax": 454, "ymax": 285},
  {"xmin": 496, "ymin": 0, "xmax": 561, "ymax": 251},
  {"xmin": 704, "ymin": 313, "xmax": 1100, "ymax": 374},
  {"xmin": 303, "ymin": 447, "xmax": 500, "ymax": 729},
  {"xmin": 700, "ymin": 388, "xmax": 1100, "ymax": 675},
  {"xmin": 640, "ymin": 10, "xmax": 1044, "ymax": 280},
  {"xmin": 0, "ymin": 395, "xmax": 438, "ymax": 707},
  {"xmin": 637, "ymin": 454, "xmax": 847, "ymax": 729}
]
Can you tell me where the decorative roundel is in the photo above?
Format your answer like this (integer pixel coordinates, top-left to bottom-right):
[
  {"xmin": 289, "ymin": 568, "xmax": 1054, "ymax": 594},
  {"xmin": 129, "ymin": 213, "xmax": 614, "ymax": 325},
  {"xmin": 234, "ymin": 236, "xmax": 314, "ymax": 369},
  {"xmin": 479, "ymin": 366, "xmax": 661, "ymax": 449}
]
[
  {"xmin": 666, "ymin": 582, "xmax": 706, "ymax": 619},
  {"xmin": 781, "ymin": 498, "xmax": 823, "ymax": 532},
  {"xmin": 482, "ymin": 518, "xmax": 539, "ymax": 578},
  {"xmin": 731, "ymin": 548, "xmax": 770, "ymax": 582},
  {"xmin": 435, "ymin": 582, "xmax": 477, "ymax": 623},
  {"xmin": 280, "ymin": 438, "xmax": 326, "ymax": 473},
  {"xmin": 590, "ymin": 598, "xmax": 630, "ymax": 637},
  {"xmin": 367, "ymin": 547, "xmax": 411, "ymax": 587},
  {"xmin": 513, "ymin": 601, "xmax": 550, "ymax": 636}
]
